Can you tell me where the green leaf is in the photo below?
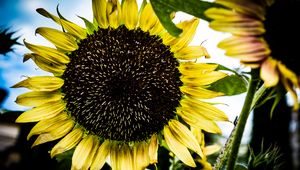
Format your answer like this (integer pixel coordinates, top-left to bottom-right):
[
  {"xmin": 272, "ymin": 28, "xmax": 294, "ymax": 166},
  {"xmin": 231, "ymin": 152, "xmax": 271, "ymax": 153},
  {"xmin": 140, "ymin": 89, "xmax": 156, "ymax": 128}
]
[
  {"xmin": 208, "ymin": 74, "xmax": 248, "ymax": 96},
  {"xmin": 149, "ymin": 0, "xmax": 221, "ymax": 36},
  {"xmin": 78, "ymin": 16, "xmax": 97, "ymax": 35}
]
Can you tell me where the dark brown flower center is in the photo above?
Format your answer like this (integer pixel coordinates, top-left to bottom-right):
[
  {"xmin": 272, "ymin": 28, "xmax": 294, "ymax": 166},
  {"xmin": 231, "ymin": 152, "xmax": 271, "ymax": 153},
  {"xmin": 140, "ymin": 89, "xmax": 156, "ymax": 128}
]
[{"xmin": 62, "ymin": 26, "xmax": 183, "ymax": 142}]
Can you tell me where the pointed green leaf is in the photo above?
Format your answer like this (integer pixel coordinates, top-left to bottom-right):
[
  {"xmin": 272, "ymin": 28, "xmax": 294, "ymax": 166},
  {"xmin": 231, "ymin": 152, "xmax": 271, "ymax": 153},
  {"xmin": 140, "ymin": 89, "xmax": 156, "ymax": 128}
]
[
  {"xmin": 78, "ymin": 16, "xmax": 97, "ymax": 35},
  {"xmin": 207, "ymin": 74, "xmax": 248, "ymax": 96},
  {"xmin": 149, "ymin": 0, "xmax": 221, "ymax": 36}
]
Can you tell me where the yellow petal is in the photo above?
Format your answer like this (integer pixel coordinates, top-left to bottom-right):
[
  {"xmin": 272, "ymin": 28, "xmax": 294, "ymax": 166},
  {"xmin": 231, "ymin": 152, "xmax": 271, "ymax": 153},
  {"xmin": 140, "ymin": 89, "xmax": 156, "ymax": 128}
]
[
  {"xmin": 281, "ymin": 77, "xmax": 299, "ymax": 111},
  {"xmin": 139, "ymin": 3, "xmax": 158, "ymax": 32},
  {"xmin": 36, "ymin": 8, "xmax": 86, "ymax": 39},
  {"xmin": 209, "ymin": 20, "xmax": 265, "ymax": 36},
  {"xmin": 16, "ymin": 100, "xmax": 66, "ymax": 123},
  {"xmin": 92, "ymin": 0, "xmax": 109, "ymax": 28},
  {"xmin": 168, "ymin": 120, "xmax": 204, "ymax": 158},
  {"xmin": 278, "ymin": 62, "xmax": 299, "ymax": 87},
  {"xmin": 205, "ymin": 7, "xmax": 251, "ymax": 22},
  {"xmin": 24, "ymin": 40, "xmax": 70, "ymax": 64},
  {"xmin": 181, "ymin": 71, "xmax": 227, "ymax": 86},
  {"xmin": 107, "ymin": 0, "xmax": 122, "ymax": 28},
  {"xmin": 181, "ymin": 98, "xmax": 228, "ymax": 121},
  {"xmin": 120, "ymin": 145, "xmax": 134, "ymax": 170},
  {"xmin": 32, "ymin": 119, "xmax": 74, "ymax": 147},
  {"xmin": 110, "ymin": 142, "xmax": 120, "ymax": 170},
  {"xmin": 36, "ymin": 27, "xmax": 78, "ymax": 51},
  {"xmin": 278, "ymin": 62, "xmax": 299, "ymax": 111},
  {"xmin": 215, "ymin": 0, "xmax": 266, "ymax": 20},
  {"xmin": 72, "ymin": 135, "xmax": 98, "ymax": 170},
  {"xmin": 204, "ymin": 144, "xmax": 221, "ymax": 156},
  {"xmin": 16, "ymin": 91, "xmax": 62, "ymax": 107},
  {"xmin": 180, "ymin": 86, "xmax": 224, "ymax": 99},
  {"xmin": 179, "ymin": 62, "xmax": 219, "ymax": 75},
  {"xmin": 162, "ymin": 18, "xmax": 199, "ymax": 51},
  {"xmin": 148, "ymin": 134, "xmax": 158, "ymax": 164},
  {"xmin": 191, "ymin": 127, "xmax": 203, "ymax": 146},
  {"xmin": 122, "ymin": 0, "xmax": 138, "ymax": 30},
  {"xmin": 175, "ymin": 46, "xmax": 210, "ymax": 60},
  {"xmin": 171, "ymin": 19, "xmax": 199, "ymax": 52},
  {"xmin": 240, "ymin": 61, "xmax": 261, "ymax": 68},
  {"xmin": 51, "ymin": 128, "xmax": 84, "ymax": 158},
  {"xmin": 134, "ymin": 142, "xmax": 150, "ymax": 170},
  {"xmin": 229, "ymin": 50, "xmax": 270, "ymax": 63},
  {"xmin": 164, "ymin": 126, "xmax": 196, "ymax": 167},
  {"xmin": 82, "ymin": 137, "xmax": 100, "ymax": 170},
  {"xmin": 218, "ymin": 36, "xmax": 263, "ymax": 49},
  {"xmin": 12, "ymin": 76, "xmax": 64, "ymax": 91},
  {"xmin": 260, "ymin": 58, "xmax": 279, "ymax": 87},
  {"xmin": 24, "ymin": 53, "xmax": 66, "ymax": 75},
  {"xmin": 149, "ymin": 21, "xmax": 164, "ymax": 35},
  {"xmin": 177, "ymin": 108, "xmax": 222, "ymax": 134},
  {"xmin": 91, "ymin": 140, "xmax": 110, "ymax": 170},
  {"xmin": 224, "ymin": 40, "xmax": 269, "ymax": 57},
  {"xmin": 27, "ymin": 112, "xmax": 69, "ymax": 140}
]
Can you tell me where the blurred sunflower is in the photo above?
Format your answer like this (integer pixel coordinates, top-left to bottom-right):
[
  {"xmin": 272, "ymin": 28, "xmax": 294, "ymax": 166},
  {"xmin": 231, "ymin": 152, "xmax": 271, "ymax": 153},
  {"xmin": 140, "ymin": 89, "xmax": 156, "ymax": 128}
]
[
  {"xmin": 0, "ymin": 27, "xmax": 21, "ymax": 55},
  {"xmin": 205, "ymin": 0, "xmax": 300, "ymax": 110},
  {"xmin": 13, "ymin": 0, "xmax": 228, "ymax": 169}
]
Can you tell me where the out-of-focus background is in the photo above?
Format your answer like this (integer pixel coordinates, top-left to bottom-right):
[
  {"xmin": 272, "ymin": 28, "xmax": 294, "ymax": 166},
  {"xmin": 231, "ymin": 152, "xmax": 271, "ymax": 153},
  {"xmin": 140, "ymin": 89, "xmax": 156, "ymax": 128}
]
[{"xmin": 0, "ymin": 0, "xmax": 299, "ymax": 169}]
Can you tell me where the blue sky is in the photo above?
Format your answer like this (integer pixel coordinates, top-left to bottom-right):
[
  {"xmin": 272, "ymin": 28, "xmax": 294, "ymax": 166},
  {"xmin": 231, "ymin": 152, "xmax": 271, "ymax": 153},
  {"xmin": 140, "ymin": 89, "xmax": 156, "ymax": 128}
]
[{"xmin": 0, "ymin": 0, "xmax": 93, "ymax": 110}]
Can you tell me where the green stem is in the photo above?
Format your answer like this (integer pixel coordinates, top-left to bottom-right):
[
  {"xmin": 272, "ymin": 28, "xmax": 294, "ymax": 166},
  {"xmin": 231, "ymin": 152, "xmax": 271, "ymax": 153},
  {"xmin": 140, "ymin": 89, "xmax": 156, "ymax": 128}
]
[{"xmin": 226, "ymin": 69, "xmax": 260, "ymax": 170}]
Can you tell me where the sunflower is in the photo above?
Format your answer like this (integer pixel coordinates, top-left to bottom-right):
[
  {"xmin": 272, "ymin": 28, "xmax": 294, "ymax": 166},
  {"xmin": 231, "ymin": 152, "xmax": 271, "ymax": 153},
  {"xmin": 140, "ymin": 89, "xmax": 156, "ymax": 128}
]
[
  {"xmin": 205, "ymin": 0, "xmax": 300, "ymax": 111},
  {"xmin": 13, "ymin": 0, "xmax": 228, "ymax": 169}
]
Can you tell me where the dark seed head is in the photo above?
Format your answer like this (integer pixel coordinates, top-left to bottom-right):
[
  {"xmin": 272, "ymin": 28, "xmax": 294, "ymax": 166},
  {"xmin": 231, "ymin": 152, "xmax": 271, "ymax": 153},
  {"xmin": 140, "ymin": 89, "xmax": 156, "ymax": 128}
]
[{"xmin": 62, "ymin": 26, "xmax": 183, "ymax": 142}]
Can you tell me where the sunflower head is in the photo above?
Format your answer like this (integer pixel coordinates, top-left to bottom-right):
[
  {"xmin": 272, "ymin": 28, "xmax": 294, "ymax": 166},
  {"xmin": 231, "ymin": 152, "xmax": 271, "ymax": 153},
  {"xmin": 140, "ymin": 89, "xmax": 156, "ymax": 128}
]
[
  {"xmin": 205, "ymin": 0, "xmax": 300, "ymax": 110},
  {"xmin": 0, "ymin": 27, "xmax": 21, "ymax": 55},
  {"xmin": 13, "ymin": 0, "xmax": 229, "ymax": 169}
]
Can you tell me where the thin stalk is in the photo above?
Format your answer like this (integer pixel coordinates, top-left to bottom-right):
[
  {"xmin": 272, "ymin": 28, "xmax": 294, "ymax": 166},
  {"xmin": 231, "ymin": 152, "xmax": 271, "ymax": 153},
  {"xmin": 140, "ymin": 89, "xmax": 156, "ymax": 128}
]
[{"xmin": 226, "ymin": 69, "xmax": 260, "ymax": 170}]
